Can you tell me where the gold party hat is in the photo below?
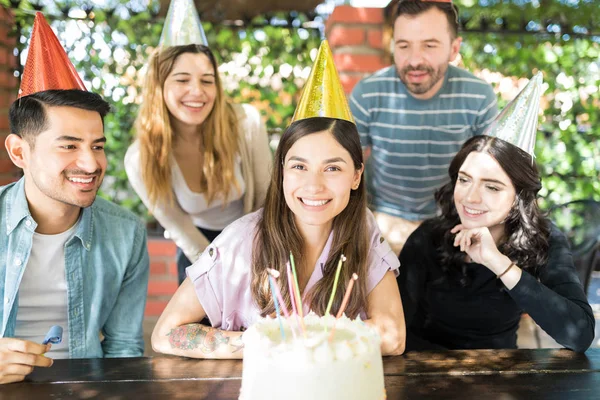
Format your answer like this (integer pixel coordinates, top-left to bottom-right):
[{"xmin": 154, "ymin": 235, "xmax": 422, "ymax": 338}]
[
  {"xmin": 158, "ymin": 0, "xmax": 208, "ymax": 48},
  {"xmin": 484, "ymin": 72, "xmax": 544, "ymax": 157},
  {"xmin": 291, "ymin": 40, "xmax": 354, "ymax": 124}
]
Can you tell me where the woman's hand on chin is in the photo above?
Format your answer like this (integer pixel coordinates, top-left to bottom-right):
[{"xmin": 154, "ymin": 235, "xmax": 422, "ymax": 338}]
[{"xmin": 451, "ymin": 224, "xmax": 504, "ymax": 269}]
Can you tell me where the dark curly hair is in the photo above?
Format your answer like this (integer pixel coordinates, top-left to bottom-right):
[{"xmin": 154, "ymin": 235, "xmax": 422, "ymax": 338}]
[{"xmin": 431, "ymin": 135, "xmax": 550, "ymax": 285}]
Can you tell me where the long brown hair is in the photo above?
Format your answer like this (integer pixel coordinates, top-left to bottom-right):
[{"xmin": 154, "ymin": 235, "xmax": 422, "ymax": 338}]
[
  {"xmin": 135, "ymin": 44, "xmax": 239, "ymax": 208},
  {"xmin": 251, "ymin": 117, "xmax": 369, "ymax": 319},
  {"xmin": 433, "ymin": 135, "xmax": 550, "ymax": 284}
]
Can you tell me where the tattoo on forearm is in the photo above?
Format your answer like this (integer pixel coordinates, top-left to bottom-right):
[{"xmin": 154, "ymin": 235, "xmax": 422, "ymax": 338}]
[
  {"xmin": 230, "ymin": 335, "xmax": 244, "ymax": 353},
  {"xmin": 166, "ymin": 324, "xmax": 243, "ymax": 354}
]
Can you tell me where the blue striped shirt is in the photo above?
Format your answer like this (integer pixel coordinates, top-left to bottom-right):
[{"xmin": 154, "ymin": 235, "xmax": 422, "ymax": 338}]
[{"xmin": 350, "ymin": 65, "xmax": 498, "ymax": 221}]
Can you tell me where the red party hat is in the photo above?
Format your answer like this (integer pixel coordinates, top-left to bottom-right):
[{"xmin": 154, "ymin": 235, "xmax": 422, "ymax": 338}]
[{"xmin": 18, "ymin": 12, "xmax": 86, "ymax": 98}]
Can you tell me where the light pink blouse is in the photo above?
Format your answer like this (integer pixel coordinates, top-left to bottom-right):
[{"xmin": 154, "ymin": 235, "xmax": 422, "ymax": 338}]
[{"xmin": 186, "ymin": 209, "xmax": 399, "ymax": 331}]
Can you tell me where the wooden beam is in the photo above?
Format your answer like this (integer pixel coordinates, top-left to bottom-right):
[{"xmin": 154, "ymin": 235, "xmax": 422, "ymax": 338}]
[{"xmin": 158, "ymin": 0, "xmax": 323, "ymax": 22}]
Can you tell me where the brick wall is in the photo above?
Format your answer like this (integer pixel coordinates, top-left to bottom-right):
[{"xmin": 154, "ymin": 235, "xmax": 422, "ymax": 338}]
[
  {"xmin": 146, "ymin": 239, "xmax": 178, "ymax": 316},
  {"xmin": 0, "ymin": 6, "xmax": 19, "ymax": 186},
  {"xmin": 325, "ymin": 5, "xmax": 389, "ymax": 94}
]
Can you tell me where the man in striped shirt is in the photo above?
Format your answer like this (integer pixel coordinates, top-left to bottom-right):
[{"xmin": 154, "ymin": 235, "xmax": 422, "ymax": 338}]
[{"xmin": 349, "ymin": 0, "xmax": 498, "ymax": 255}]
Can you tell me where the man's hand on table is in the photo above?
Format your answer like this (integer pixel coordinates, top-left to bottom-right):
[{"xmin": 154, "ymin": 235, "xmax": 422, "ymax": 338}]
[{"xmin": 0, "ymin": 338, "xmax": 53, "ymax": 384}]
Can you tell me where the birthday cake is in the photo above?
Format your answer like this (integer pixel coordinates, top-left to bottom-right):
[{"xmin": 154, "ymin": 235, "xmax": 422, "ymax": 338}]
[{"xmin": 239, "ymin": 312, "xmax": 386, "ymax": 400}]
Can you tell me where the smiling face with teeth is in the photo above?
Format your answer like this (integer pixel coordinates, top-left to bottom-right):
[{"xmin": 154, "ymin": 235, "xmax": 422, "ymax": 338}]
[
  {"xmin": 453, "ymin": 151, "xmax": 516, "ymax": 239},
  {"xmin": 163, "ymin": 52, "xmax": 217, "ymax": 130},
  {"xmin": 283, "ymin": 129, "xmax": 363, "ymax": 236},
  {"xmin": 16, "ymin": 105, "xmax": 107, "ymax": 214}
]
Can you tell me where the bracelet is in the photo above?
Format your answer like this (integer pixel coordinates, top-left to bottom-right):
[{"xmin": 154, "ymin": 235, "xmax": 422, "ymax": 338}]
[{"xmin": 497, "ymin": 262, "xmax": 516, "ymax": 279}]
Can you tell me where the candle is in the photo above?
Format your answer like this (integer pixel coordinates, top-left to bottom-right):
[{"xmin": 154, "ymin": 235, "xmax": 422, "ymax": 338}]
[
  {"xmin": 267, "ymin": 269, "xmax": 290, "ymax": 318},
  {"xmin": 329, "ymin": 273, "xmax": 358, "ymax": 341},
  {"xmin": 289, "ymin": 252, "xmax": 306, "ymax": 337},
  {"xmin": 286, "ymin": 262, "xmax": 298, "ymax": 316},
  {"xmin": 268, "ymin": 268, "xmax": 297, "ymax": 339},
  {"xmin": 325, "ymin": 254, "xmax": 346, "ymax": 317},
  {"xmin": 289, "ymin": 252, "xmax": 304, "ymax": 318},
  {"xmin": 268, "ymin": 274, "xmax": 286, "ymax": 341},
  {"xmin": 336, "ymin": 273, "xmax": 358, "ymax": 319}
]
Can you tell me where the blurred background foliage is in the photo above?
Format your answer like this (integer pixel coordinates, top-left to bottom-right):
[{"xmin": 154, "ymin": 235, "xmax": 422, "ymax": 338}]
[
  {"xmin": 454, "ymin": 0, "xmax": 600, "ymax": 209},
  {"xmin": 3, "ymin": 0, "xmax": 599, "ymax": 224}
]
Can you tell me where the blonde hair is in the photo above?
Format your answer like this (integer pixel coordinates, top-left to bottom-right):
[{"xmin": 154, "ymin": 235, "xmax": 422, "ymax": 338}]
[{"xmin": 135, "ymin": 44, "xmax": 239, "ymax": 208}]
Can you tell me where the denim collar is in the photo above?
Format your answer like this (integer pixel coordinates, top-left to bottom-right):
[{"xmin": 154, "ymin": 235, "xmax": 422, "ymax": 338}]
[{"xmin": 5, "ymin": 177, "xmax": 93, "ymax": 251}]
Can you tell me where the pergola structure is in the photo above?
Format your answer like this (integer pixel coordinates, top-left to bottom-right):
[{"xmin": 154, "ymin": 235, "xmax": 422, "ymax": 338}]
[{"xmin": 158, "ymin": 0, "xmax": 324, "ymax": 23}]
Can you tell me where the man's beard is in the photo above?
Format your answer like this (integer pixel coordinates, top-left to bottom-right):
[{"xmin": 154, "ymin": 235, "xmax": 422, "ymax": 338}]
[
  {"xmin": 31, "ymin": 168, "xmax": 103, "ymax": 209},
  {"xmin": 398, "ymin": 64, "xmax": 445, "ymax": 96}
]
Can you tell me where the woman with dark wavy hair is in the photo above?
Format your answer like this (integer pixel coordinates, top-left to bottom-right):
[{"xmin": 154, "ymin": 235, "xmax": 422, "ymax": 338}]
[{"xmin": 398, "ymin": 135, "xmax": 594, "ymax": 352}]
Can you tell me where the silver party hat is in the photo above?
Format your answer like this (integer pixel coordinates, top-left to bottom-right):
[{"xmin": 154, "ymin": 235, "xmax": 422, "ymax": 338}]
[
  {"xmin": 484, "ymin": 72, "xmax": 544, "ymax": 157},
  {"xmin": 158, "ymin": 0, "xmax": 208, "ymax": 48}
]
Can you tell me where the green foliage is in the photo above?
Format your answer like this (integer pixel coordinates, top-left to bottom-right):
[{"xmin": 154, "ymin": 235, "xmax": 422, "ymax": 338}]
[
  {"xmin": 8, "ymin": 1, "xmax": 320, "ymax": 221},
  {"xmin": 456, "ymin": 0, "xmax": 600, "ymax": 209},
  {"xmin": 457, "ymin": 0, "xmax": 600, "ymax": 33},
  {"xmin": 7, "ymin": 0, "xmax": 599, "ymax": 220}
]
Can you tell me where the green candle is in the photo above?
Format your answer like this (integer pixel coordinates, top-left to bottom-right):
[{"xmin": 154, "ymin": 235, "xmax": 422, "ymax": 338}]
[
  {"xmin": 289, "ymin": 252, "xmax": 304, "ymax": 318},
  {"xmin": 325, "ymin": 254, "xmax": 346, "ymax": 318}
]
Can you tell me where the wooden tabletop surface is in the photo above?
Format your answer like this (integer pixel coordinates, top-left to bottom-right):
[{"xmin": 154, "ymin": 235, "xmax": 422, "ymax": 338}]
[{"xmin": 4, "ymin": 348, "xmax": 600, "ymax": 399}]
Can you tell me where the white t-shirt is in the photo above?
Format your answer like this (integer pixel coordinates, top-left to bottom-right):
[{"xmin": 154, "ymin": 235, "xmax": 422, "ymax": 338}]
[
  {"xmin": 13, "ymin": 223, "xmax": 77, "ymax": 359},
  {"xmin": 173, "ymin": 156, "xmax": 246, "ymax": 231}
]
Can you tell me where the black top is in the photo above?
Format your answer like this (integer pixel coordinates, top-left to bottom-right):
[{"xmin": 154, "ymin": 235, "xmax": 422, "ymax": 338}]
[{"xmin": 398, "ymin": 220, "xmax": 595, "ymax": 352}]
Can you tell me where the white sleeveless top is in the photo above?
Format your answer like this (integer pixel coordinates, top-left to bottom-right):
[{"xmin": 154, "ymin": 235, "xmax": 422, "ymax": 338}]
[
  {"xmin": 172, "ymin": 156, "xmax": 246, "ymax": 231},
  {"xmin": 125, "ymin": 103, "xmax": 272, "ymax": 263}
]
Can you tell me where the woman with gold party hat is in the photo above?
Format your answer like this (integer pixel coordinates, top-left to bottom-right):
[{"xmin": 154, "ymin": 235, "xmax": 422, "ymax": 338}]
[
  {"xmin": 398, "ymin": 72, "xmax": 595, "ymax": 352},
  {"xmin": 125, "ymin": 0, "xmax": 272, "ymax": 285},
  {"xmin": 151, "ymin": 41, "xmax": 406, "ymax": 359}
]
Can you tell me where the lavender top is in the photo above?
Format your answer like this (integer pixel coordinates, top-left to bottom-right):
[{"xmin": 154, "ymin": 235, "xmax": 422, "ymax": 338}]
[{"xmin": 186, "ymin": 209, "xmax": 400, "ymax": 331}]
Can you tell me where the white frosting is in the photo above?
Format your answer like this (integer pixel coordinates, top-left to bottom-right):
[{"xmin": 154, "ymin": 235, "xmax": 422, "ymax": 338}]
[{"xmin": 239, "ymin": 312, "xmax": 386, "ymax": 400}]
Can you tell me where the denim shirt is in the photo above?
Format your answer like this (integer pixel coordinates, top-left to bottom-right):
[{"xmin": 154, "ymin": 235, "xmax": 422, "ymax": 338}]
[{"xmin": 0, "ymin": 178, "xmax": 150, "ymax": 358}]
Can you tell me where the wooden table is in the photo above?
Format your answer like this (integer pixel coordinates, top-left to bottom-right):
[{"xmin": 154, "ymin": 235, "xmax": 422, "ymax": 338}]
[{"xmin": 4, "ymin": 349, "xmax": 600, "ymax": 399}]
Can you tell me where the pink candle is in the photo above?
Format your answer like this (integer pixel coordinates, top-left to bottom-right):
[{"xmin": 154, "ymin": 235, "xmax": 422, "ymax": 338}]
[
  {"xmin": 336, "ymin": 273, "xmax": 358, "ymax": 319},
  {"xmin": 268, "ymin": 268, "xmax": 297, "ymax": 339},
  {"xmin": 329, "ymin": 273, "xmax": 359, "ymax": 341},
  {"xmin": 286, "ymin": 262, "xmax": 298, "ymax": 315},
  {"xmin": 287, "ymin": 260, "xmax": 306, "ymax": 337},
  {"xmin": 267, "ymin": 269, "xmax": 290, "ymax": 318}
]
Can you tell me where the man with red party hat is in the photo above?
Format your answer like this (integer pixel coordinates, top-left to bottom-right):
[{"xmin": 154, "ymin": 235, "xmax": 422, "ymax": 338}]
[
  {"xmin": 0, "ymin": 12, "xmax": 149, "ymax": 384},
  {"xmin": 349, "ymin": 0, "xmax": 498, "ymax": 255}
]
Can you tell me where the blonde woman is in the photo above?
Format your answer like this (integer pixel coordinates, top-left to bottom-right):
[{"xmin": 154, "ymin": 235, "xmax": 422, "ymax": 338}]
[{"xmin": 125, "ymin": 44, "xmax": 271, "ymax": 283}]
